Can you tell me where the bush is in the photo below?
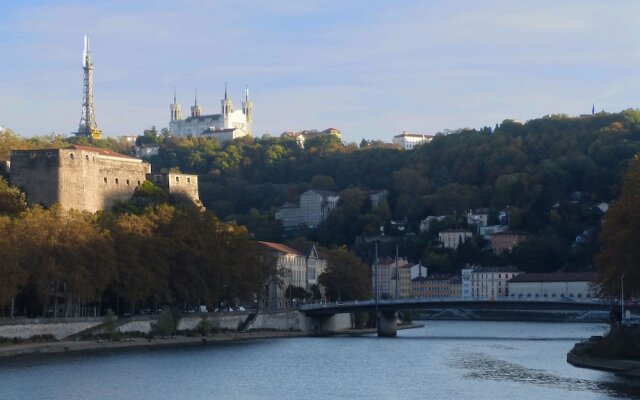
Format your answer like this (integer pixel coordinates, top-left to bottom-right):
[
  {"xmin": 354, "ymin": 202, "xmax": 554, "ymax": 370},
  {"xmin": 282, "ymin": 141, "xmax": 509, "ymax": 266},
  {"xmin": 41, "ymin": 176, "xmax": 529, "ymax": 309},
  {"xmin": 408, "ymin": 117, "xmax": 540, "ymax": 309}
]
[
  {"xmin": 583, "ymin": 326, "xmax": 640, "ymax": 360},
  {"xmin": 105, "ymin": 309, "xmax": 119, "ymax": 341},
  {"xmin": 151, "ymin": 306, "xmax": 181, "ymax": 337},
  {"xmin": 196, "ymin": 316, "xmax": 213, "ymax": 335}
]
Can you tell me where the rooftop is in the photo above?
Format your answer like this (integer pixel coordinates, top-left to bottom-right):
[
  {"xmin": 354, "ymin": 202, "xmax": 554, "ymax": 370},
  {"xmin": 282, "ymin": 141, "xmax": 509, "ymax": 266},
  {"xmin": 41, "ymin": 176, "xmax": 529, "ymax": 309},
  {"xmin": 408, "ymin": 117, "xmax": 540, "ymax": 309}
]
[
  {"xmin": 183, "ymin": 114, "xmax": 221, "ymax": 123},
  {"xmin": 508, "ymin": 272, "xmax": 598, "ymax": 283},
  {"xmin": 473, "ymin": 266, "xmax": 522, "ymax": 273},
  {"xmin": 66, "ymin": 145, "xmax": 139, "ymax": 160},
  {"xmin": 258, "ymin": 241, "xmax": 304, "ymax": 256}
]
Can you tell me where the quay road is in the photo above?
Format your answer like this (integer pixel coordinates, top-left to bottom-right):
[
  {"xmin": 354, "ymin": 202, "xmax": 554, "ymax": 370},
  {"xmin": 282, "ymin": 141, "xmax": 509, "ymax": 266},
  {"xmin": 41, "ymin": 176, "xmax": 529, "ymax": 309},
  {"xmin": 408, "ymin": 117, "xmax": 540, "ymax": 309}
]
[{"xmin": 298, "ymin": 298, "xmax": 640, "ymax": 316}]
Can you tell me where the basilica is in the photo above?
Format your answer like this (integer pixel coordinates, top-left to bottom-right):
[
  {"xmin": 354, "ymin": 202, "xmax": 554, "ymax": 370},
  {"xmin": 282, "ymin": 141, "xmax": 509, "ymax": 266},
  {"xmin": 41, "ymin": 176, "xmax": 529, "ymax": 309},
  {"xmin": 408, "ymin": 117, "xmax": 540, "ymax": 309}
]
[{"xmin": 169, "ymin": 85, "xmax": 253, "ymax": 143}]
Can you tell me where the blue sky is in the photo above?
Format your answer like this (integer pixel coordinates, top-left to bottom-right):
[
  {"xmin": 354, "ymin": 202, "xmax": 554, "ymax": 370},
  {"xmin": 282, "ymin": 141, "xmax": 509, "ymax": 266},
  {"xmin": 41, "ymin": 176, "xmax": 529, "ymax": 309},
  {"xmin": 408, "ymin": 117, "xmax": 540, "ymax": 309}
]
[{"xmin": 1, "ymin": 0, "xmax": 640, "ymax": 143}]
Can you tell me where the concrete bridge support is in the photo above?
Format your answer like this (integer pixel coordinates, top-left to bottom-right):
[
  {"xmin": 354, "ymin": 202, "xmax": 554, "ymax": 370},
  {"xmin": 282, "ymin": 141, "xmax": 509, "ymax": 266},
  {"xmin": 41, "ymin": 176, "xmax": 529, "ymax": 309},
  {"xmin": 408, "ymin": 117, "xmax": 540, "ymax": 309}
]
[
  {"xmin": 377, "ymin": 311, "xmax": 397, "ymax": 337},
  {"xmin": 305, "ymin": 313, "xmax": 354, "ymax": 335}
]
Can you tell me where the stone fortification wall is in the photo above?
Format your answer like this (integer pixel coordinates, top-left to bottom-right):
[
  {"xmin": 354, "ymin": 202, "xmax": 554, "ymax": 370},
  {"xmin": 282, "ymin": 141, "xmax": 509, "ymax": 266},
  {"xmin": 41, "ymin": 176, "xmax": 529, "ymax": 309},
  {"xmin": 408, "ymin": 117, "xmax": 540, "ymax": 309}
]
[
  {"xmin": 147, "ymin": 172, "xmax": 200, "ymax": 205},
  {"xmin": 10, "ymin": 148, "xmax": 151, "ymax": 212},
  {"xmin": 10, "ymin": 150, "xmax": 60, "ymax": 207},
  {"xmin": 0, "ymin": 317, "xmax": 107, "ymax": 340},
  {"xmin": 58, "ymin": 148, "xmax": 150, "ymax": 212}
]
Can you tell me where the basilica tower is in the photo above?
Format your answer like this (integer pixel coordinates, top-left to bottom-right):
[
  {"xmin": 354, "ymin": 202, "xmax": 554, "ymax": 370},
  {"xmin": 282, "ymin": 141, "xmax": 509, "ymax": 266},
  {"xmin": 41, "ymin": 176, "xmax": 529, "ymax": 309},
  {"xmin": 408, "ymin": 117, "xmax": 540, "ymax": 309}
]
[
  {"xmin": 170, "ymin": 88, "xmax": 182, "ymax": 121},
  {"xmin": 221, "ymin": 83, "xmax": 233, "ymax": 128},
  {"xmin": 190, "ymin": 90, "xmax": 202, "ymax": 117},
  {"xmin": 242, "ymin": 85, "xmax": 253, "ymax": 135}
]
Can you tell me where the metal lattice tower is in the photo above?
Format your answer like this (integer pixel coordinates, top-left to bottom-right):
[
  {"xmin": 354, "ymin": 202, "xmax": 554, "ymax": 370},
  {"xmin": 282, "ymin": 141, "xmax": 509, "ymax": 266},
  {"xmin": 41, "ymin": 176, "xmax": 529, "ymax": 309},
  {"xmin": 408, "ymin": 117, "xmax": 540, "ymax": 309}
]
[{"xmin": 77, "ymin": 36, "xmax": 102, "ymax": 139}]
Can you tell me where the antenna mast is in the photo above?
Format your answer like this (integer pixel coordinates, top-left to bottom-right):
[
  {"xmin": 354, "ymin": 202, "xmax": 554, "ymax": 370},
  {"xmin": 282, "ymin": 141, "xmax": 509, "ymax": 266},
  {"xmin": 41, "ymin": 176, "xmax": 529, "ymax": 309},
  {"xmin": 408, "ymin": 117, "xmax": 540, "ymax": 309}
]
[{"xmin": 77, "ymin": 35, "xmax": 102, "ymax": 139}]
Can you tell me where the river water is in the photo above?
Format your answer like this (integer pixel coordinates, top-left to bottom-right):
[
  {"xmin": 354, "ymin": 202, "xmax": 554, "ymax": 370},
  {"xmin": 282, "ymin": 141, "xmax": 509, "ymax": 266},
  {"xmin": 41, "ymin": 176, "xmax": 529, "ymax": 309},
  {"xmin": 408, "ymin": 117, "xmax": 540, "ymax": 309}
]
[{"xmin": 1, "ymin": 321, "xmax": 639, "ymax": 400}]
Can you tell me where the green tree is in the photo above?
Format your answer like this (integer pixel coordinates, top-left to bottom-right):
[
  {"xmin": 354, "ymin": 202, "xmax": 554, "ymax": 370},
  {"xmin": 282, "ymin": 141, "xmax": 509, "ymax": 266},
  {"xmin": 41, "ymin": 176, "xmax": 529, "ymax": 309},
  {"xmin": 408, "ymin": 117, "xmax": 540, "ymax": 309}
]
[{"xmin": 319, "ymin": 247, "xmax": 371, "ymax": 301}]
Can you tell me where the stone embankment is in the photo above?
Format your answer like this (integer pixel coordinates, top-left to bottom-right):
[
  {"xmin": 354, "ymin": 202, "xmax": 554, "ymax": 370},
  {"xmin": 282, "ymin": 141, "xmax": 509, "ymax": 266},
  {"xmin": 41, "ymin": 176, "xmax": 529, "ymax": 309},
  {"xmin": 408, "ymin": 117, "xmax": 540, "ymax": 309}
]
[
  {"xmin": 0, "ymin": 331, "xmax": 308, "ymax": 360},
  {"xmin": 0, "ymin": 310, "xmax": 357, "ymax": 359},
  {"xmin": 567, "ymin": 340, "xmax": 640, "ymax": 377}
]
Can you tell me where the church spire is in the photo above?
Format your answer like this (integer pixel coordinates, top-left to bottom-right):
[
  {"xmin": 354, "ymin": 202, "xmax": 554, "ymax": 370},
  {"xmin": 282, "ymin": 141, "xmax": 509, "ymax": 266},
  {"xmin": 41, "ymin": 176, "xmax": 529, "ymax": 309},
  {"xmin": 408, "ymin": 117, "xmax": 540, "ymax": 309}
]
[
  {"xmin": 191, "ymin": 88, "xmax": 202, "ymax": 117},
  {"xmin": 222, "ymin": 83, "xmax": 233, "ymax": 122},
  {"xmin": 170, "ymin": 88, "xmax": 182, "ymax": 121},
  {"xmin": 242, "ymin": 84, "xmax": 253, "ymax": 128}
]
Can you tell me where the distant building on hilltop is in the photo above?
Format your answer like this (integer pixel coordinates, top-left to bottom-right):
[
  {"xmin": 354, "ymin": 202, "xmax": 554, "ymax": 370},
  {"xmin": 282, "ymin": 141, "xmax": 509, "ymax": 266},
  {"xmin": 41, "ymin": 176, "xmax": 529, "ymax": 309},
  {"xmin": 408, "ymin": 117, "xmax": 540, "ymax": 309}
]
[
  {"xmin": 392, "ymin": 131, "xmax": 434, "ymax": 150},
  {"xmin": 490, "ymin": 232, "xmax": 527, "ymax": 255},
  {"xmin": 281, "ymin": 128, "xmax": 342, "ymax": 148},
  {"xmin": 438, "ymin": 229, "xmax": 473, "ymax": 249},
  {"xmin": 276, "ymin": 190, "xmax": 339, "ymax": 230},
  {"xmin": 169, "ymin": 85, "xmax": 253, "ymax": 142}
]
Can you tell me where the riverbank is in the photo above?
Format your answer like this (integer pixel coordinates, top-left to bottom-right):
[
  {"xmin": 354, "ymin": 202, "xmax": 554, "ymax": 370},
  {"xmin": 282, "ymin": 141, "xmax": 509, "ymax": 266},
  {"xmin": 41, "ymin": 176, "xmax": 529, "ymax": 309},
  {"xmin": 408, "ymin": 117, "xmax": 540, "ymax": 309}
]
[
  {"xmin": 0, "ymin": 330, "xmax": 308, "ymax": 361},
  {"xmin": 0, "ymin": 323, "xmax": 425, "ymax": 361},
  {"xmin": 567, "ymin": 340, "xmax": 640, "ymax": 378}
]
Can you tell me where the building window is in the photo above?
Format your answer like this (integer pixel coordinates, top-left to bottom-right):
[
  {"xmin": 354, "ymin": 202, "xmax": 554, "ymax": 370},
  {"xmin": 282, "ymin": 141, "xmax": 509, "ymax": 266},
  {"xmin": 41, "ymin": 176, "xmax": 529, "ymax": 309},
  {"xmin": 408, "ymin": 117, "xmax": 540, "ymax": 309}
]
[
  {"xmin": 176, "ymin": 176, "xmax": 180, "ymax": 183},
  {"xmin": 115, "ymin": 178, "xmax": 119, "ymax": 185},
  {"xmin": 126, "ymin": 179, "xmax": 130, "ymax": 185},
  {"xmin": 104, "ymin": 177, "xmax": 107, "ymax": 183},
  {"xmin": 86, "ymin": 155, "xmax": 89, "ymax": 161},
  {"xmin": 187, "ymin": 177, "xmax": 191, "ymax": 184},
  {"xmin": 137, "ymin": 180, "xmax": 141, "ymax": 186},
  {"xmin": 70, "ymin": 153, "xmax": 75, "ymax": 160}
]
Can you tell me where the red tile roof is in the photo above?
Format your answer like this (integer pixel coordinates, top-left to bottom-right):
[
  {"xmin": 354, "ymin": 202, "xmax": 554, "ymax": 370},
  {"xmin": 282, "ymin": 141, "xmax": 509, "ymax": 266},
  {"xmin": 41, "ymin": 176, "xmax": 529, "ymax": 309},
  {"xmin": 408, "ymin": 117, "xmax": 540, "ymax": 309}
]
[
  {"xmin": 66, "ymin": 145, "xmax": 139, "ymax": 160},
  {"xmin": 258, "ymin": 241, "xmax": 304, "ymax": 256}
]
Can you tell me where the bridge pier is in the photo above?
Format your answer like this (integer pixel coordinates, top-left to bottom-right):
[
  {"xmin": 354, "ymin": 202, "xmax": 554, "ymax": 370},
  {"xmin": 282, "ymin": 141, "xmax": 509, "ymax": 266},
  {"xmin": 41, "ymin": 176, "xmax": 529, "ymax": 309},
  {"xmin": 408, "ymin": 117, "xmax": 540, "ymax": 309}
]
[{"xmin": 377, "ymin": 311, "xmax": 397, "ymax": 337}]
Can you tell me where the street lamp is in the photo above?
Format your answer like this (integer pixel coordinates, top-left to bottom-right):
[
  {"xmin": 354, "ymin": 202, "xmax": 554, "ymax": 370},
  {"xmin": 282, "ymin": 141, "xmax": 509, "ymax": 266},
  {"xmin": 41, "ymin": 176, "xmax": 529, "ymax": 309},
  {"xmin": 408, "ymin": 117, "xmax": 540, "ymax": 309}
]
[{"xmin": 621, "ymin": 273, "xmax": 626, "ymax": 325}]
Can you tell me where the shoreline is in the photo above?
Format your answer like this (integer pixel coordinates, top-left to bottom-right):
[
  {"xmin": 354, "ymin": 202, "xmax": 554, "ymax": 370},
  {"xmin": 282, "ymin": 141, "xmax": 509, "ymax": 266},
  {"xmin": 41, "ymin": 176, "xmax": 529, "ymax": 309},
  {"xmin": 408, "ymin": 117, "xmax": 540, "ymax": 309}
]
[
  {"xmin": 567, "ymin": 343, "xmax": 640, "ymax": 378},
  {"xmin": 0, "ymin": 331, "xmax": 307, "ymax": 361},
  {"xmin": 0, "ymin": 324, "xmax": 425, "ymax": 361}
]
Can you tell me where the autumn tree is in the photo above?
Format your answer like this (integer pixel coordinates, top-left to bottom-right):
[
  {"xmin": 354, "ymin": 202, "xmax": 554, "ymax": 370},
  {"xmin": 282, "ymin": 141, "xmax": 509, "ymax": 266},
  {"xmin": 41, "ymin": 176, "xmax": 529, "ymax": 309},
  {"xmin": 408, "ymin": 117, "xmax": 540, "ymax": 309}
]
[{"xmin": 596, "ymin": 157, "xmax": 640, "ymax": 299}]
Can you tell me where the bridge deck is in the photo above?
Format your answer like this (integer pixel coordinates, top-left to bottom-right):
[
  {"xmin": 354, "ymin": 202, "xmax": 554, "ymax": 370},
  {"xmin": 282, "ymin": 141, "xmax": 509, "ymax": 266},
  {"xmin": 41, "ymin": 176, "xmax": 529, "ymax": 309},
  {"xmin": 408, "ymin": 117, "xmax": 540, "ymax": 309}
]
[{"xmin": 299, "ymin": 299, "xmax": 639, "ymax": 316}]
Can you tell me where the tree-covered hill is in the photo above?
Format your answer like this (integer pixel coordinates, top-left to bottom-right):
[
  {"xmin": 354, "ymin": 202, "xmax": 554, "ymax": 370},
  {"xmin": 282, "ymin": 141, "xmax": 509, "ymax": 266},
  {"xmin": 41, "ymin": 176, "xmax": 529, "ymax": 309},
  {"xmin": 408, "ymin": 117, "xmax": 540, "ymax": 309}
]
[{"xmin": 3, "ymin": 109, "xmax": 640, "ymax": 272}]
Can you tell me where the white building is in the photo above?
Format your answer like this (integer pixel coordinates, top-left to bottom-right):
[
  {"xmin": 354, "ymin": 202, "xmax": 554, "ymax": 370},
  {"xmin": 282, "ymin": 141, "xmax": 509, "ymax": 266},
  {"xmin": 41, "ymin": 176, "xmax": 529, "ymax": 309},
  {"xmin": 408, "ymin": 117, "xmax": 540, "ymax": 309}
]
[
  {"xmin": 371, "ymin": 259, "xmax": 399, "ymax": 298},
  {"xmin": 259, "ymin": 241, "xmax": 327, "ymax": 309},
  {"xmin": 276, "ymin": 190, "xmax": 339, "ymax": 229},
  {"xmin": 461, "ymin": 267, "xmax": 474, "ymax": 299},
  {"xmin": 466, "ymin": 209, "xmax": 489, "ymax": 227},
  {"xmin": 507, "ymin": 272, "xmax": 598, "ymax": 300},
  {"xmin": 420, "ymin": 215, "xmax": 446, "ymax": 233},
  {"xmin": 392, "ymin": 132, "xmax": 434, "ymax": 150},
  {"xmin": 439, "ymin": 229, "xmax": 473, "ymax": 249},
  {"xmin": 471, "ymin": 266, "xmax": 522, "ymax": 299},
  {"xmin": 169, "ymin": 86, "xmax": 252, "ymax": 142}
]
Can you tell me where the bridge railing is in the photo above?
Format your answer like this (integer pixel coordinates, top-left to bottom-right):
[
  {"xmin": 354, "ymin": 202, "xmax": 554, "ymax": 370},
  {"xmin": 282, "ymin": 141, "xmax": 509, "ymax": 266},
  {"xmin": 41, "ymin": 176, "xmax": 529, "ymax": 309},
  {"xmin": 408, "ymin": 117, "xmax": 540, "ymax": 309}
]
[{"xmin": 298, "ymin": 297, "xmax": 613, "ymax": 311}]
